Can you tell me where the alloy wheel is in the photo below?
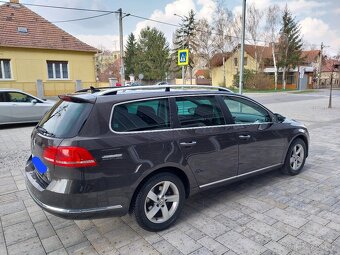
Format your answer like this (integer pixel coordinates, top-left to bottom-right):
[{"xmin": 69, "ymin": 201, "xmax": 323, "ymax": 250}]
[{"xmin": 144, "ymin": 181, "xmax": 180, "ymax": 223}]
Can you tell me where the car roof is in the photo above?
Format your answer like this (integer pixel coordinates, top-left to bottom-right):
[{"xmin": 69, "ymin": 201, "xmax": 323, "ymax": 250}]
[{"xmin": 0, "ymin": 88, "xmax": 23, "ymax": 92}]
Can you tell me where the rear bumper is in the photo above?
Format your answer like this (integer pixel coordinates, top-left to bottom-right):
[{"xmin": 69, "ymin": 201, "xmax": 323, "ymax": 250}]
[{"xmin": 25, "ymin": 158, "xmax": 129, "ymax": 219}]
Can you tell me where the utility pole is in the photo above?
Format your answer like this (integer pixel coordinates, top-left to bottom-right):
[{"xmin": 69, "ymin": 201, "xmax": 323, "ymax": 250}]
[
  {"xmin": 239, "ymin": 0, "xmax": 246, "ymax": 94},
  {"xmin": 318, "ymin": 42, "xmax": 324, "ymax": 88},
  {"xmin": 118, "ymin": 8, "xmax": 125, "ymax": 85}
]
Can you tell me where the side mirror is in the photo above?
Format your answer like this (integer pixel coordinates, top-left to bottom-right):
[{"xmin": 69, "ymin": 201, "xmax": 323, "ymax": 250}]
[
  {"xmin": 32, "ymin": 99, "xmax": 38, "ymax": 105},
  {"xmin": 275, "ymin": 113, "xmax": 286, "ymax": 122}
]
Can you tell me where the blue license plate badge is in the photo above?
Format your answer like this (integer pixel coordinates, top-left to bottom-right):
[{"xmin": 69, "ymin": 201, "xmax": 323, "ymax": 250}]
[{"xmin": 32, "ymin": 156, "xmax": 47, "ymax": 174}]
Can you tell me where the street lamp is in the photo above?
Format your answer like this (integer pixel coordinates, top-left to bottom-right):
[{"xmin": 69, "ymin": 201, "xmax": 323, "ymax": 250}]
[{"xmin": 238, "ymin": 0, "xmax": 246, "ymax": 94}]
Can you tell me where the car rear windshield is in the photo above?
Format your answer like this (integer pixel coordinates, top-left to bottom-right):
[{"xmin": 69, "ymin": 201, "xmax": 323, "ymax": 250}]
[{"xmin": 38, "ymin": 100, "xmax": 93, "ymax": 138}]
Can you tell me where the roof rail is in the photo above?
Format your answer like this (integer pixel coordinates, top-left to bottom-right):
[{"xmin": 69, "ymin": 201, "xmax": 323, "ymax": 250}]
[
  {"xmin": 97, "ymin": 85, "xmax": 233, "ymax": 96},
  {"xmin": 76, "ymin": 86, "xmax": 114, "ymax": 93}
]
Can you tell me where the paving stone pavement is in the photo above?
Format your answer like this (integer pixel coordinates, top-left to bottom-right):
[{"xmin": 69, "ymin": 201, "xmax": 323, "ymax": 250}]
[{"xmin": 0, "ymin": 95, "xmax": 340, "ymax": 255}]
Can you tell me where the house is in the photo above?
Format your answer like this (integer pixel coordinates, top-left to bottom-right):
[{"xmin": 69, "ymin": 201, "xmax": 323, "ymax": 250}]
[
  {"xmin": 211, "ymin": 44, "xmax": 321, "ymax": 90},
  {"xmin": 0, "ymin": 0, "xmax": 100, "ymax": 97},
  {"xmin": 320, "ymin": 58, "xmax": 340, "ymax": 87},
  {"xmin": 211, "ymin": 45, "xmax": 272, "ymax": 87}
]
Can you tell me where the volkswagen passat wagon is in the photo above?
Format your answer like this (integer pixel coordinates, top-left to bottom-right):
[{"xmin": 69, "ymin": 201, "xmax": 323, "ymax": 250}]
[{"xmin": 25, "ymin": 85, "xmax": 309, "ymax": 231}]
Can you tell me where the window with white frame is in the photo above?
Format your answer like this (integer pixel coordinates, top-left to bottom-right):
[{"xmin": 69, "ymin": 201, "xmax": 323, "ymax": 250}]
[
  {"xmin": 0, "ymin": 59, "xmax": 12, "ymax": 79},
  {"xmin": 47, "ymin": 61, "xmax": 69, "ymax": 79}
]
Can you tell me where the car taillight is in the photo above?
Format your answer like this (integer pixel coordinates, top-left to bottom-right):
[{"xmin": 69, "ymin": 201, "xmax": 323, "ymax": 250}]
[{"xmin": 43, "ymin": 146, "xmax": 97, "ymax": 167}]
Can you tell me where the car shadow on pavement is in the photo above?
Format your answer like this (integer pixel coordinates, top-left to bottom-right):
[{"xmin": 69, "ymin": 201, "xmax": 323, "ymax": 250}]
[{"xmin": 0, "ymin": 123, "xmax": 37, "ymax": 130}]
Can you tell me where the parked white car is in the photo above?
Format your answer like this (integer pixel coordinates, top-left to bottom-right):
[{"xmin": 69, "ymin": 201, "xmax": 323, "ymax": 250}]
[{"xmin": 0, "ymin": 89, "xmax": 55, "ymax": 125}]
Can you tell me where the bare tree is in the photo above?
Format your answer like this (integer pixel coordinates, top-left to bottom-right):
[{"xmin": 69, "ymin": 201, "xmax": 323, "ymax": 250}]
[
  {"xmin": 265, "ymin": 4, "xmax": 280, "ymax": 89},
  {"xmin": 212, "ymin": 0, "xmax": 236, "ymax": 53},
  {"xmin": 195, "ymin": 18, "xmax": 214, "ymax": 72},
  {"xmin": 246, "ymin": 3, "xmax": 264, "ymax": 72},
  {"xmin": 335, "ymin": 49, "xmax": 340, "ymax": 60}
]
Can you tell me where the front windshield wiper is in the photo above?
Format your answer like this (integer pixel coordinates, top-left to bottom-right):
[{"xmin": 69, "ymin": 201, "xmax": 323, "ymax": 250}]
[{"xmin": 36, "ymin": 125, "xmax": 55, "ymax": 137}]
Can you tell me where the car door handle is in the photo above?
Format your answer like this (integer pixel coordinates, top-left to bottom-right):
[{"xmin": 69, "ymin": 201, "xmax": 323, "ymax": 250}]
[
  {"xmin": 239, "ymin": 135, "xmax": 251, "ymax": 140},
  {"xmin": 180, "ymin": 141, "xmax": 197, "ymax": 146}
]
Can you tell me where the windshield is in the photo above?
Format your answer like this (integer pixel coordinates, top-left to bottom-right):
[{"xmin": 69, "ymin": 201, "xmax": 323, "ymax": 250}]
[{"xmin": 38, "ymin": 100, "xmax": 93, "ymax": 138}]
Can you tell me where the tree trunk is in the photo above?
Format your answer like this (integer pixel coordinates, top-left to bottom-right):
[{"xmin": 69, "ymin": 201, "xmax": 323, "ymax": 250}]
[
  {"xmin": 282, "ymin": 67, "xmax": 286, "ymax": 90},
  {"xmin": 271, "ymin": 43, "xmax": 278, "ymax": 90}
]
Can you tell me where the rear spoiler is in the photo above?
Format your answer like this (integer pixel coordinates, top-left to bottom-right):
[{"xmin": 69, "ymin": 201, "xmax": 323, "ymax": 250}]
[{"xmin": 58, "ymin": 95, "xmax": 96, "ymax": 104}]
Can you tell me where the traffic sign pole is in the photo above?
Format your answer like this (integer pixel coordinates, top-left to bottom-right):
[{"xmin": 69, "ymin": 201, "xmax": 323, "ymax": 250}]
[
  {"xmin": 182, "ymin": 66, "xmax": 185, "ymax": 85},
  {"xmin": 178, "ymin": 49, "xmax": 189, "ymax": 86}
]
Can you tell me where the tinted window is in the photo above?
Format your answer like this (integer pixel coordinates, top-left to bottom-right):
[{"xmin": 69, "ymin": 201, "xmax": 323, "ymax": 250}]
[
  {"xmin": 112, "ymin": 98, "xmax": 170, "ymax": 132},
  {"xmin": 38, "ymin": 100, "xmax": 93, "ymax": 138},
  {"xmin": 223, "ymin": 96, "xmax": 271, "ymax": 124},
  {"xmin": 0, "ymin": 92, "xmax": 8, "ymax": 102},
  {"xmin": 175, "ymin": 96, "xmax": 225, "ymax": 127},
  {"xmin": 8, "ymin": 92, "xmax": 36, "ymax": 103}
]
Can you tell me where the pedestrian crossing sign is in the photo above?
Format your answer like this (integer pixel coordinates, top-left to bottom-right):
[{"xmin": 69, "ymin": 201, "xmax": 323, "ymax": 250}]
[{"xmin": 178, "ymin": 49, "xmax": 189, "ymax": 66}]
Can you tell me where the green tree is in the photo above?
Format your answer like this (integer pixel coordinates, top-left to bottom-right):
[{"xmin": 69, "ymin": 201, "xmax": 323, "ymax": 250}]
[
  {"xmin": 124, "ymin": 33, "xmax": 137, "ymax": 79},
  {"xmin": 277, "ymin": 6, "xmax": 304, "ymax": 89},
  {"xmin": 136, "ymin": 27, "xmax": 170, "ymax": 81},
  {"xmin": 172, "ymin": 10, "xmax": 198, "ymax": 83}
]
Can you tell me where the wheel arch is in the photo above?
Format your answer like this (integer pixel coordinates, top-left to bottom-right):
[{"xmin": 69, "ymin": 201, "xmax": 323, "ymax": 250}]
[
  {"xmin": 129, "ymin": 166, "xmax": 191, "ymax": 214},
  {"xmin": 285, "ymin": 133, "xmax": 309, "ymax": 161}
]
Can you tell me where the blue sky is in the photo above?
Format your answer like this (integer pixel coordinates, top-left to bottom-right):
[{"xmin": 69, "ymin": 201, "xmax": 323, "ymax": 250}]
[{"xmin": 7, "ymin": 0, "xmax": 340, "ymax": 55}]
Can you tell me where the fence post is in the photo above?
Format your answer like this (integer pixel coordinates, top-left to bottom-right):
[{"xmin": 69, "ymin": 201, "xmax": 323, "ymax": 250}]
[
  {"xmin": 36, "ymin": 79, "xmax": 44, "ymax": 99},
  {"xmin": 75, "ymin": 80, "xmax": 82, "ymax": 91}
]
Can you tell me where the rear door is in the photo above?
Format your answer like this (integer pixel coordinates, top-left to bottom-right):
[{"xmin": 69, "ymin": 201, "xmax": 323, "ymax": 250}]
[
  {"xmin": 173, "ymin": 95, "xmax": 238, "ymax": 187},
  {"xmin": 0, "ymin": 92, "xmax": 13, "ymax": 123},
  {"xmin": 222, "ymin": 95, "xmax": 285, "ymax": 175},
  {"xmin": 6, "ymin": 92, "xmax": 47, "ymax": 122}
]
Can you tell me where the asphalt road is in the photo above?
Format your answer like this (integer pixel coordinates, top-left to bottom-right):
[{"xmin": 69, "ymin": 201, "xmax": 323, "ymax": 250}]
[{"xmin": 246, "ymin": 89, "xmax": 340, "ymax": 105}]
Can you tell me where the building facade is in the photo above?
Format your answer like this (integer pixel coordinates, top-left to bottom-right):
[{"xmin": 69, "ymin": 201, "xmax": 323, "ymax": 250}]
[{"xmin": 0, "ymin": 0, "xmax": 100, "ymax": 97}]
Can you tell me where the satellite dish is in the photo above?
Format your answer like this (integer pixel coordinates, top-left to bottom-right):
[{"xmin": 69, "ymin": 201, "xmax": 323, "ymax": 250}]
[{"xmin": 138, "ymin": 73, "xmax": 144, "ymax": 80}]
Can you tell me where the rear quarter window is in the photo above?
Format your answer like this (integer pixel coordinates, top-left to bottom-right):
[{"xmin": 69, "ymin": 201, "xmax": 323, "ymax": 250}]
[
  {"xmin": 111, "ymin": 98, "xmax": 170, "ymax": 132},
  {"xmin": 38, "ymin": 100, "xmax": 93, "ymax": 138}
]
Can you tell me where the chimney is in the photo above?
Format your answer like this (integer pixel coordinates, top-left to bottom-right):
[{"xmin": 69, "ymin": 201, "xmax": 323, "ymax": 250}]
[{"xmin": 10, "ymin": 0, "xmax": 19, "ymax": 3}]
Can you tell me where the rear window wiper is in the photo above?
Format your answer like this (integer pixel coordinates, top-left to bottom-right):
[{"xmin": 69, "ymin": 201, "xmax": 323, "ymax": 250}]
[{"xmin": 36, "ymin": 125, "xmax": 55, "ymax": 137}]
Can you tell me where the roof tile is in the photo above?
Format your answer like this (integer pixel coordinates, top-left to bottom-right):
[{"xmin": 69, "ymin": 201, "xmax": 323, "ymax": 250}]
[{"xmin": 0, "ymin": 3, "xmax": 98, "ymax": 52}]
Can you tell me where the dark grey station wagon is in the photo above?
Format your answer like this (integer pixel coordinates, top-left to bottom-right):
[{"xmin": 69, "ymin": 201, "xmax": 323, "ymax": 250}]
[{"xmin": 25, "ymin": 85, "xmax": 309, "ymax": 231}]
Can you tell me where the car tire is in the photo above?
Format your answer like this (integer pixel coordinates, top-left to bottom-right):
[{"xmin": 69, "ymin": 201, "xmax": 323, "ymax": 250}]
[
  {"xmin": 282, "ymin": 138, "xmax": 307, "ymax": 176},
  {"xmin": 134, "ymin": 172, "xmax": 185, "ymax": 231}
]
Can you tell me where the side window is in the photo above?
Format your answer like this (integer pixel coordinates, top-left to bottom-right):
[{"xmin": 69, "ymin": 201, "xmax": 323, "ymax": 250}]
[
  {"xmin": 0, "ymin": 92, "xmax": 7, "ymax": 102},
  {"xmin": 223, "ymin": 97, "xmax": 271, "ymax": 124},
  {"xmin": 8, "ymin": 92, "xmax": 35, "ymax": 103},
  {"xmin": 175, "ymin": 96, "xmax": 225, "ymax": 128},
  {"xmin": 111, "ymin": 98, "xmax": 170, "ymax": 132}
]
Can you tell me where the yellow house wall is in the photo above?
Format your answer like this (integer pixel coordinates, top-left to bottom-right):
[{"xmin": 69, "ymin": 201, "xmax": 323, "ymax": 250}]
[
  {"xmin": 0, "ymin": 47, "xmax": 99, "ymax": 96},
  {"xmin": 211, "ymin": 51, "xmax": 257, "ymax": 88}
]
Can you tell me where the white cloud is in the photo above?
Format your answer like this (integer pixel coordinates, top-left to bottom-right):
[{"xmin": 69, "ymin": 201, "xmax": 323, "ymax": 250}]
[
  {"xmin": 133, "ymin": 0, "xmax": 196, "ymax": 43},
  {"xmin": 196, "ymin": 0, "xmax": 216, "ymax": 23},
  {"xmin": 300, "ymin": 17, "xmax": 340, "ymax": 54},
  {"xmin": 334, "ymin": 8, "xmax": 340, "ymax": 14},
  {"xmin": 75, "ymin": 34, "xmax": 128, "ymax": 51},
  {"xmin": 286, "ymin": 0, "xmax": 327, "ymax": 15}
]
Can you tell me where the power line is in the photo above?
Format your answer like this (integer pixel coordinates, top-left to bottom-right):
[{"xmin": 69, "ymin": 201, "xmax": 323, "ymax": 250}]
[
  {"xmin": 0, "ymin": 0, "xmax": 270, "ymax": 44},
  {"xmin": 128, "ymin": 14, "xmax": 179, "ymax": 28},
  {"xmin": 0, "ymin": 0, "xmax": 114, "ymax": 13},
  {"xmin": 52, "ymin": 12, "xmax": 115, "ymax": 23}
]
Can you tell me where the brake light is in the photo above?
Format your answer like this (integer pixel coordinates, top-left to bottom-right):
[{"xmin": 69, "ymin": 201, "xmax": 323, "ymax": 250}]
[{"xmin": 43, "ymin": 146, "xmax": 97, "ymax": 167}]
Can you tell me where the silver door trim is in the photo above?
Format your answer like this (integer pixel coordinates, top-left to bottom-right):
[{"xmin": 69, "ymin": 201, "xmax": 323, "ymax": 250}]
[{"xmin": 199, "ymin": 163, "xmax": 282, "ymax": 188}]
